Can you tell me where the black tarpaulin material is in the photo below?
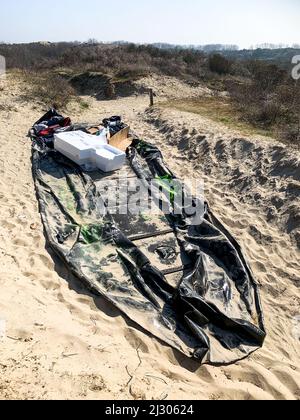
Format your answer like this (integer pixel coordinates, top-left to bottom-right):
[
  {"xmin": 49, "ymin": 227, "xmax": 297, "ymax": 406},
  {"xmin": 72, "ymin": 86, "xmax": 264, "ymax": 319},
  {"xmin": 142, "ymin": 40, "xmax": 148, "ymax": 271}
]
[{"xmin": 32, "ymin": 138, "xmax": 266, "ymax": 365}]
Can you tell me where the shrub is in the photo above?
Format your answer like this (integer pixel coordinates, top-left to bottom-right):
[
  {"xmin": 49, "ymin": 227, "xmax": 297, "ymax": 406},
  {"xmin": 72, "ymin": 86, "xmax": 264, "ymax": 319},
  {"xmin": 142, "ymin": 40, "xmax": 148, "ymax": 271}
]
[
  {"xmin": 228, "ymin": 60, "xmax": 300, "ymax": 144},
  {"xmin": 114, "ymin": 66, "xmax": 150, "ymax": 81},
  {"xmin": 280, "ymin": 122, "xmax": 300, "ymax": 144},
  {"xmin": 22, "ymin": 71, "xmax": 76, "ymax": 109},
  {"xmin": 248, "ymin": 61, "xmax": 286, "ymax": 91},
  {"xmin": 209, "ymin": 54, "xmax": 232, "ymax": 75}
]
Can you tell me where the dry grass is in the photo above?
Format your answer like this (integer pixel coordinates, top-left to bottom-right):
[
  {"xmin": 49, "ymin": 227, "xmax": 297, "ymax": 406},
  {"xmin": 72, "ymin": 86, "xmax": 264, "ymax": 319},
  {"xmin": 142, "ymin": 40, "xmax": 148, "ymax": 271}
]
[{"xmin": 160, "ymin": 96, "xmax": 275, "ymax": 138}]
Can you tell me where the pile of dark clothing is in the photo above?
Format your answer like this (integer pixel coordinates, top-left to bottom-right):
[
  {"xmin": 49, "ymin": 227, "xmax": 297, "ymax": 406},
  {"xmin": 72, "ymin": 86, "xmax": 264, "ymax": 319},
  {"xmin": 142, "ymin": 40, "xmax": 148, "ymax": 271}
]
[
  {"xmin": 30, "ymin": 110, "xmax": 129, "ymax": 149},
  {"xmin": 29, "ymin": 108, "xmax": 72, "ymax": 148},
  {"xmin": 102, "ymin": 116, "xmax": 127, "ymax": 137}
]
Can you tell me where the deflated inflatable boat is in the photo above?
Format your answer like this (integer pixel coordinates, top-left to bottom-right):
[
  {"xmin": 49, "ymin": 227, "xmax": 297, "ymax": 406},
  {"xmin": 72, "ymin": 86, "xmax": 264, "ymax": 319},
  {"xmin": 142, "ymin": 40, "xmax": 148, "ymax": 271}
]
[{"xmin": 32, "ymin": 135, "xmax": 266, "ymax": 365}]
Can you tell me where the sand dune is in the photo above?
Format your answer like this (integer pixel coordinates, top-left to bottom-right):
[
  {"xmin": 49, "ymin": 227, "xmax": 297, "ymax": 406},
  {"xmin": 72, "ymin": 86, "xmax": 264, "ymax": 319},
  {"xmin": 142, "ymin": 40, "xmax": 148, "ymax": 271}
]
[{"xmin": 0, "ymin": 73, "xmax": 299, "ymax": 400}]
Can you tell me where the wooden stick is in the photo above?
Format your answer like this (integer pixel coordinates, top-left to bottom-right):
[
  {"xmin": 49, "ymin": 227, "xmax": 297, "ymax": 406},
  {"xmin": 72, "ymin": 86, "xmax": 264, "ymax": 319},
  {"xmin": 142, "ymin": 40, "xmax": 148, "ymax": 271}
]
[{"xmin": 149, "ymin": 88, "xmax": 154, "ymax": 107}]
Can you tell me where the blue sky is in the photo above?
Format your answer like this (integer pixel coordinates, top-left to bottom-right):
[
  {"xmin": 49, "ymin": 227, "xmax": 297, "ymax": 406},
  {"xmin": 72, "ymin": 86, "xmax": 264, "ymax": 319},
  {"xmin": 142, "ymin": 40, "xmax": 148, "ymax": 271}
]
[{"xmin": 0, "ymin": 0, "xmax": 299, "ymax": 48}]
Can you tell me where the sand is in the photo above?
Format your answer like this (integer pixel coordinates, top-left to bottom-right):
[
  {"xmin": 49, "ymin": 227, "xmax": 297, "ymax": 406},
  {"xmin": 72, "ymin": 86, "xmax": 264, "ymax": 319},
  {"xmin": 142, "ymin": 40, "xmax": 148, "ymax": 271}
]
[{"xmin": 0, "ymin": 73, "xmax": 299, "ymax": 400}]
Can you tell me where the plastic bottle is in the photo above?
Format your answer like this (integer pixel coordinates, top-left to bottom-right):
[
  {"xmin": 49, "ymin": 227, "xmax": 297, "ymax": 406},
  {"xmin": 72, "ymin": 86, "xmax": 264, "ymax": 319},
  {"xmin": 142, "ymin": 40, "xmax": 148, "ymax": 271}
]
[{"xmin": 96, "ymin": 127, "xmax": 109, "ymax": 145}]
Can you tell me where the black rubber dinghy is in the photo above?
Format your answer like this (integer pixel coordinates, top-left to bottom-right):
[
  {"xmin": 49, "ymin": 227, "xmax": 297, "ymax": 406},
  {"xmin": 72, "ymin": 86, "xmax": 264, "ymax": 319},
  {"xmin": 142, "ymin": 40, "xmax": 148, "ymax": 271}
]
[{"xmin": 32, "ymin": 137, "xmax": 266, "ymax": 366}]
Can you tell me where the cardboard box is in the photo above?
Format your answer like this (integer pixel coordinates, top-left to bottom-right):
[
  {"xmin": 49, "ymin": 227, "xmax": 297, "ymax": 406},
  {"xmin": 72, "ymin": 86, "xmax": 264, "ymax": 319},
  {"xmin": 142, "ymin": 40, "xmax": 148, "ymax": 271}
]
[{"xmin": 109, "ymin": 126, "xmax": 132, "ymax": 152}]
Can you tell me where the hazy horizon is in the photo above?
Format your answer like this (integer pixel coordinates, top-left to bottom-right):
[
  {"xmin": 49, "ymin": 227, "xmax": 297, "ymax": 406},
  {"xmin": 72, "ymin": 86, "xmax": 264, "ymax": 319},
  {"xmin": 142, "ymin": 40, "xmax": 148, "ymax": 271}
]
[
  {"xmin": 0, "ymin": 0, "xmax": 299, "ymax": 49},
  {"xmin": 1, "ymin": 40, "xmax": 300, "ymax": 51}
]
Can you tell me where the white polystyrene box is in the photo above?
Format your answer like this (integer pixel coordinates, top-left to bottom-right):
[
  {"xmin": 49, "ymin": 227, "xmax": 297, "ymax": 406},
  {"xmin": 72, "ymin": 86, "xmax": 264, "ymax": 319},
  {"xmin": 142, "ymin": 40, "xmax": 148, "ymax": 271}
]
[
  {"xmin": 95, "ymin": 145, "xmax": 126, "ymax": 172},
  {"xmin": 54, "ymin": 131, "xmax": 125, "ymax": 172}
]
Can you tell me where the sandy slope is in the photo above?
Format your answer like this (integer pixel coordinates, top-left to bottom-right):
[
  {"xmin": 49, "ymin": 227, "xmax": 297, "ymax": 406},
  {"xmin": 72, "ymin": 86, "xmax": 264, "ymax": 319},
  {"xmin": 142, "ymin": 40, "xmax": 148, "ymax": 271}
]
[{"xmin": 0, "ymin": 73, "xmax": 299, "ymax": 400}]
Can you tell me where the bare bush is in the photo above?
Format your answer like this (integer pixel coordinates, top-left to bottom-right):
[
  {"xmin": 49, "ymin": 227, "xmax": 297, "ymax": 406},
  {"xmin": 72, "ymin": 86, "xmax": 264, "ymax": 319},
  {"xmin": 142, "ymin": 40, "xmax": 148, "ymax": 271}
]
[
  {"xmin": 228, "ymin": 61, "xmax": 300, "ymax": 144},
  {"xmin": 0, "ymin": 43, "xmax": 207, "ymax": 82},
  {"xmin": 22, "ymin": 71, "xmax": 76, "ymax": 109},
  {"xmin": 114, "ymin": 66, "xmax": 150, "ymax": 81}
]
